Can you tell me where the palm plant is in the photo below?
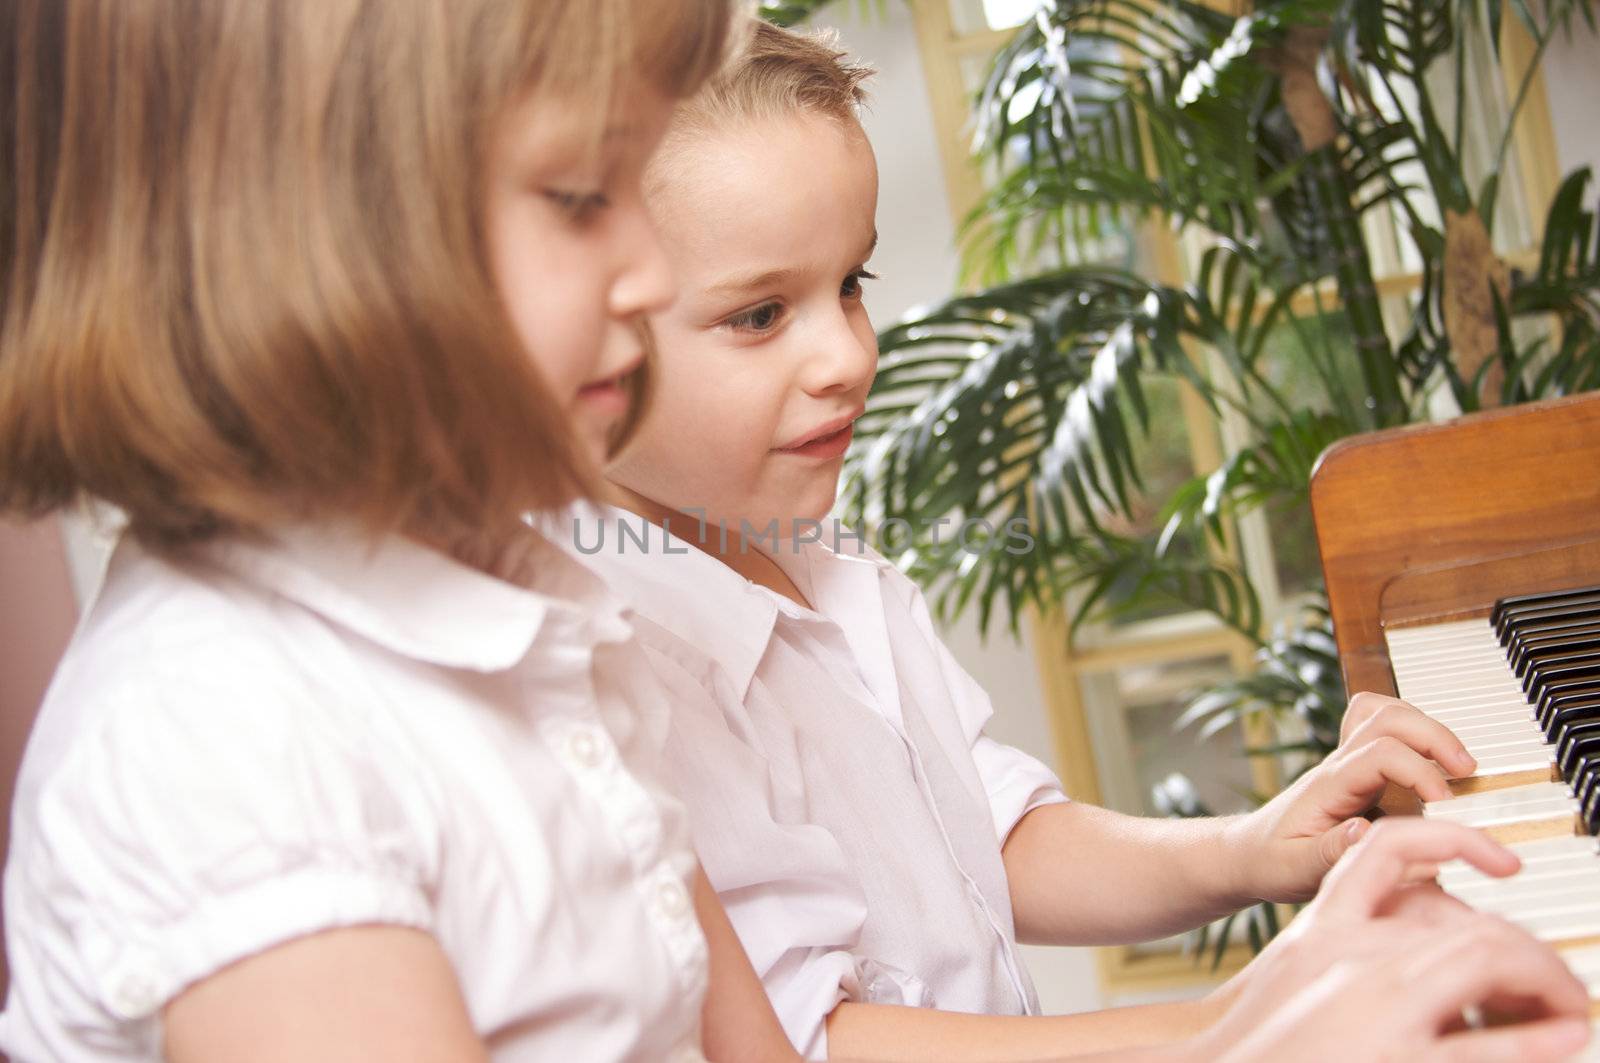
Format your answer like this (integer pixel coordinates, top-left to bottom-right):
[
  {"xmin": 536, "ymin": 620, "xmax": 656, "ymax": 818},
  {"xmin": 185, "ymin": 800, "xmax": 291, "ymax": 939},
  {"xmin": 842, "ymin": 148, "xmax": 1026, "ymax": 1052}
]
[{"xmin": 842, "ymin": 0, "xmax": 1599, "ymax": 726}]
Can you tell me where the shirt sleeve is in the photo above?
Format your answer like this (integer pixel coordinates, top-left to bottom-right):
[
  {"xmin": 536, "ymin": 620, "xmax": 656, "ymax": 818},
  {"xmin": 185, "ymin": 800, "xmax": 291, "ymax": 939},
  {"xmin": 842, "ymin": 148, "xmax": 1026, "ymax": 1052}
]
[
  {"xmin": 20, "ymin": 665, "xmax": 440, "ymax": 1029},
  {"xmin": 634, "ymin": 629, "xmax": 871, "ymax": 1060}
]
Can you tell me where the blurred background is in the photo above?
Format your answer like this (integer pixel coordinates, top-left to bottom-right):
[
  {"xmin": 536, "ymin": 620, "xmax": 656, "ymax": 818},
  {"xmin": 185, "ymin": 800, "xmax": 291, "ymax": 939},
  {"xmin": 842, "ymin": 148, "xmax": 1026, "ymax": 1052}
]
[{"xmin": 4, "ymin": 0, "xmax": 1599, "ymax": 1020}]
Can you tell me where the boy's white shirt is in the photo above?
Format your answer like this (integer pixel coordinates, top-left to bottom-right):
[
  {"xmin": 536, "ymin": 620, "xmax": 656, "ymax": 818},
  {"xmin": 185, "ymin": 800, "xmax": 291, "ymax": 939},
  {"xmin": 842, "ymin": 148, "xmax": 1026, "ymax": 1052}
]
[
  {"xmin": 1, "ymin": 524, "xmax": 708, "ymax": 1063},
  {"xmin": 559, "ymin": 504, "xmax": 1067, "ymax": 1058}
]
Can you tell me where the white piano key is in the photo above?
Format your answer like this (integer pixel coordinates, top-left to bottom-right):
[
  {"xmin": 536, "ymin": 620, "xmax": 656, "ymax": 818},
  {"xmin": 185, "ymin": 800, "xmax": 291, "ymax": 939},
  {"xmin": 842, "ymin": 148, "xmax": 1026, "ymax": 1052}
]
[
  {"xmin": 1562, "ymin": 945, "xmax": 1600, "ymax": 1000},
  {"xmin": 1463, "ymin": 736, "xmax": 1548, "ymax": 758},
  {"xmin": 1443, "ymin": 848, "xmax": 1600, "ymax": 889},
  {"xmin": 1453, "ymin": 719, "xmax": 1546, "ymax": 740},
  {"xmin": 1440, "ymin": 835, "xmax": 1600, "ymax": 888},
  {"xmin": 1424, "ymin": 781, "xmax": 1576, "ymax": 828},
  {"xmin": 1469, "ymin": 747, "xmax": 1556, "ymax": 776},
  {"xmin": 1508, "ymin": 904, "xmax": 1600, "ymax": 943},
  {"xmin": 1449, "ymin": 870, "xmax": 1600, "ymax": 913}
]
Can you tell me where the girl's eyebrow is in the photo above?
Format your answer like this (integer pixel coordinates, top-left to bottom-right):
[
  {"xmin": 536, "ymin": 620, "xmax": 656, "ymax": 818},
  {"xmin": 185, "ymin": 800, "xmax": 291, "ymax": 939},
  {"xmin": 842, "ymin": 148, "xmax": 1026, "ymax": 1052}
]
[{"xmin": 707, "ymin": 231, "xmax": 879, "ymax": 300}]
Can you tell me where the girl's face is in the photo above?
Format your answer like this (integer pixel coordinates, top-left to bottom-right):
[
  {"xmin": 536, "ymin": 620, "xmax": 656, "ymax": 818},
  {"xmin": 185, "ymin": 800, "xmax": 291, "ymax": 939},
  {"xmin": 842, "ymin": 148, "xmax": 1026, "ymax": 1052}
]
[
  {"xmin": 607, "ymin": 113, "xmax": 880, "ymax": 536},
  {"xmin": 486, "ymin": 85, "xmax": 679, "ymax": 460}
]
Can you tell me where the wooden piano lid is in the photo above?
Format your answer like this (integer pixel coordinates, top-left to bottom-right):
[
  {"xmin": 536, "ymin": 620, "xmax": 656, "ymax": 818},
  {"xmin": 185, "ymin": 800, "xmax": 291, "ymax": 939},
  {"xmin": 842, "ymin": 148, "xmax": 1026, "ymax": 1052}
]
[{"xmin": 1310, "ymin": 392, "xmax": 1600, "ymax": 700}]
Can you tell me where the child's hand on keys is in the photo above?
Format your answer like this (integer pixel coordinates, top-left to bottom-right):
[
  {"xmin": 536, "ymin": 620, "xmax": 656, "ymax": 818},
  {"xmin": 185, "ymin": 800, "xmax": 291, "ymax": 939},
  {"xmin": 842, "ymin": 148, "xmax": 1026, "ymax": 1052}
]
[
  {"xmin": 1221, "ymin": 692, "xmax": 1479, "ymax": 903},
  {"xmin": 1198, "ymin": 819, "xmax": 1590, "ymax": 1063}
]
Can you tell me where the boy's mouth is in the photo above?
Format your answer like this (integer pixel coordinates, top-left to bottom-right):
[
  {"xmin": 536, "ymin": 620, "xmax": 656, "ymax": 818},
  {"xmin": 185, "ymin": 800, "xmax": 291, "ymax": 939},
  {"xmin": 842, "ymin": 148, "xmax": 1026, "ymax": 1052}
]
[{"xmin": 774, "ymin": 407, "xmax": 863, "ymax": 459}]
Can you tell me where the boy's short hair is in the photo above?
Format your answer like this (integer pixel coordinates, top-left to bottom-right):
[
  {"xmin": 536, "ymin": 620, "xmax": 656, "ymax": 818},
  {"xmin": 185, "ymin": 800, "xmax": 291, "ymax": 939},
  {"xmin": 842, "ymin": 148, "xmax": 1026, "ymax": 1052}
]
[
  {"xmin": 665, "ymin": 19, "xmax": 872, "ymax": 143},
  {"xmin": 0, "ymin": 0, "xmax": 733, "ymax": 552}
]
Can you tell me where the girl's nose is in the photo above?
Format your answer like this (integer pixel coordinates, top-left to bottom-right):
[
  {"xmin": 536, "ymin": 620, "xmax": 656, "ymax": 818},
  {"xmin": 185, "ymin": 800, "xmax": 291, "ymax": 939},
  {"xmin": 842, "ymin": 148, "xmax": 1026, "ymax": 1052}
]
[{"xmin": 611, "ymin": 206, "xmax": 677, "ymax": 319}]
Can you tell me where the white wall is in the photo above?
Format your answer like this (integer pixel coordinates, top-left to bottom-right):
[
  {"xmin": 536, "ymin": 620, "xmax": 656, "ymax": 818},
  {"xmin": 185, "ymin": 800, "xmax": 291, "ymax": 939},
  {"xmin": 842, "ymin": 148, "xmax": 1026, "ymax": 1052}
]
[{"xmin": 1541, "ymin": 27, "xmax": 1600, "ymax": 186}]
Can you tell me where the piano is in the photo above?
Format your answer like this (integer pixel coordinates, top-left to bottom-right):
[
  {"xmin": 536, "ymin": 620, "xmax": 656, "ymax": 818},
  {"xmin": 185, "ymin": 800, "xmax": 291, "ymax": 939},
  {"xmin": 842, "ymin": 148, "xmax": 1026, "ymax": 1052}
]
[{"xmin": 1311, "ymin": 390, "xmax": 1600, "ymax": 1043}]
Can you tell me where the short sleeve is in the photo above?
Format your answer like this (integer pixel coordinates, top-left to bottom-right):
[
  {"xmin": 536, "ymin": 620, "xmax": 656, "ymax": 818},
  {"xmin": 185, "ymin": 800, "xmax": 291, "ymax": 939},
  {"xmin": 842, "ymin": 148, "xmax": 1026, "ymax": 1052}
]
[
  {"xmin": 20, "ymin": 672, "xmax": 440, "ymax": 1028},
  {"xmin": 969, "ymin": 736, "xmax": 1069, "ymax": 843},
  {"xmin": 633, "ymin": 628, "xmax": 869, "ymax": 1059}
]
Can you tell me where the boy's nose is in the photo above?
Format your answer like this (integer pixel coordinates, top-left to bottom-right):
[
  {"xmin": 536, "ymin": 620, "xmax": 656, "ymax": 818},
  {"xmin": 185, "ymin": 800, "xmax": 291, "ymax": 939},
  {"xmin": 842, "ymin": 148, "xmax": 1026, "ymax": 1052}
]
[{"xmin": 803, "ymin": 316, "xmax": 878, "ymax": 397}]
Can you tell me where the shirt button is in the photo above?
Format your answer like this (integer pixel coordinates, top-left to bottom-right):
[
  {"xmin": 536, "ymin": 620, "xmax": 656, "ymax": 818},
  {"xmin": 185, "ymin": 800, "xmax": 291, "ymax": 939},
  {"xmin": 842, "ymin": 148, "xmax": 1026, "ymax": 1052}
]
[
  {"xmin": 654, "ymin": 877, "xmax": 692, "ymax": 920},
  {"xmin": 565, "ymin": 727, "xmax": 604, "ymax": 769},
  {"xmin": 111, "ymin": 971, "xmax": 162, "ymax": 1018}
]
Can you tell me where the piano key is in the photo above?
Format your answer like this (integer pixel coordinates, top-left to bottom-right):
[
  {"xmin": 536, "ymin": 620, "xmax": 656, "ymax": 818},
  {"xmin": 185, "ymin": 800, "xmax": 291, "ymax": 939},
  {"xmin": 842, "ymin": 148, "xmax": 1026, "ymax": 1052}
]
[
  {"xmin": 1443, "ymin": 836, "xmax": 1600, "ymax": 884},
  {"xmin": 1449, "ymin": 867, "xmax": 1600, "ymax": 911},
  {"xmin": 1424, "ymin": 781, "xmax": 1577, "ymax": 829},
  {"xmin": 1509, "ymin": 907, "xmax": 1600, "ymax": 944}
]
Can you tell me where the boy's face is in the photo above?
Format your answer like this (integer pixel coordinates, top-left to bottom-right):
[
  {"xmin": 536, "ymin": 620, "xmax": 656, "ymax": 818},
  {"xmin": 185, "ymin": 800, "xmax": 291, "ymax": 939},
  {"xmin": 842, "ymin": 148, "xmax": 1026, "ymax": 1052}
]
[{"xmin": 608, "ymin": 113, "xmax": 880, "ymax": 537}]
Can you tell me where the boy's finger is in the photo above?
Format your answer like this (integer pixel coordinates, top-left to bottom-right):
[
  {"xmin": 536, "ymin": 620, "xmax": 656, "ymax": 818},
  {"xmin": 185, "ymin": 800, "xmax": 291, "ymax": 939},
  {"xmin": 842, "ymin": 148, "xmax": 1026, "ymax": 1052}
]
[
  {"xmin": 1402, "ymin": 923, "xmax": 1590, "ymax": 1024},
  {"xmin": 1322, "ymin": 735, "xmax": 1456, "ymax": 805},
  {"xmin": 1342, "ymin": 690, "xmax": 1410, "ymax": 739},
  {"xmin": 1422, "ymin": 1019, "xmax": 1592, "ymax": 1063},
  {"xmin": 1318, "ymin": 820, "xmax": 1518, "ymax": 920},
  {"xmin": 1375, "ymin": 882, "xmax": 1472, "ymax": 923},
  {"xmin": 1343, "ymin": 698, "xmax": 1477, "ymax": 778},
  {"xmin": 1315, "ymin": 817, "xmax": 1370, "ymax": 873}
]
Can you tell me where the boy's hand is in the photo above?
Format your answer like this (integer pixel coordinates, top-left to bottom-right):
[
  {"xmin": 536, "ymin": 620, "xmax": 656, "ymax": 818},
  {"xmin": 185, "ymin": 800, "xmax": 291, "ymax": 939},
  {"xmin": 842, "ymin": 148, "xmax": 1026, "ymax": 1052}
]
[{"xmin": 1221, "ymin": 692, "xmax": 1478, "ymax": 904}]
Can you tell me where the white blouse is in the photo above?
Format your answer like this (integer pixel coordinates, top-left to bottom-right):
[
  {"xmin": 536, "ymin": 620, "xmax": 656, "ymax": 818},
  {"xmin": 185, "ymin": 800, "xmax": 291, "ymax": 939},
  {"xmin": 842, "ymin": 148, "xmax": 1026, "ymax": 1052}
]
[
  {"xmin": 562, "ymin": 507, "xmax": 1067, "ymax": 1057},
  {"xmin": 1, "ymin": 525, "xmax": 708, "ymax": 1063}
]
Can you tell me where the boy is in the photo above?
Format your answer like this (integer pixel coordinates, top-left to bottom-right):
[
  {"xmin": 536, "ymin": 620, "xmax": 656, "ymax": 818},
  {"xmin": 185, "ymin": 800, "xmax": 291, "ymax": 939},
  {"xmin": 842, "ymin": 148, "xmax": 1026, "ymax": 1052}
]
[{"xmin": 572, "ymin": 21, "xmax": 1491, "ymax": 1061}]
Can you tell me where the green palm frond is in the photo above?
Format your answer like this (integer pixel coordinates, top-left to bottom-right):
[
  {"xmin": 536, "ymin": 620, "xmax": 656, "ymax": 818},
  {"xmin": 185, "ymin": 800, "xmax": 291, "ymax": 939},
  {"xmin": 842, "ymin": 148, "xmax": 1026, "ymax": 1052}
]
[
  {"xmin": 845, "ymin": 268, "xmax": 1191, "ymax": 540},
  {"xmin": 1175, "ymin": 597, "xmax": 1343, "ymax": 753},
  {"xmin": 1159, "ymin": 409, "xmax": 1354, "ymax": 551}
]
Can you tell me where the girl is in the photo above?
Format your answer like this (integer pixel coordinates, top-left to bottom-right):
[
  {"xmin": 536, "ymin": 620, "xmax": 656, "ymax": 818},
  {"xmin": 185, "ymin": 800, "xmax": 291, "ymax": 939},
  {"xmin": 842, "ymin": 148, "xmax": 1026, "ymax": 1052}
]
[
  {"xmin": 0, "ymin": 2, "xmax": 759, "ymax": 1059},
  {"xmin": 573, "ymin": 20, "xmax": 1583, "ymax": 1061}
]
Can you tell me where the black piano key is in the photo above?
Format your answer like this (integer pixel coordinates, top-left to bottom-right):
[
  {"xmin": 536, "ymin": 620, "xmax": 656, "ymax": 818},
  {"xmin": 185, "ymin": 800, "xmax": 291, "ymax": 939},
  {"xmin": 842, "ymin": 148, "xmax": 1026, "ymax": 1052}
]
[
  {"xmin": 1511, "ymin": 623, "xmax": 1600, "ymax": 673},
  {"xmin": 1516, "ymin": 635, "xmax": 1600, "ymax": 681},
  {"xmin": 1499, "ymin": 597, "xmax": 1600, "ymax": 641},
  {"xmin": 1509, "ymin": 611, "xmax": 1600, "ymax": 651},
  {"xmin": 1544, "ymin": 693, "xmax": 1600, "ymax": 737},
  {"xmin": 1583, "ymin": 788, "xmax": 1600, "ymax": 835},
  {"xmin": 1494, "ymin": 587, "xmax": 1600, "ymax": 638},
  {"xmin": 1574, "ymin": 757, "xmax": 1600, "ymax": 809},
  {"xmin": 1527, "ymin": 656, "xmax": 1600, "ymax": 703},
  {"xmin": 1557, "ymin": 725, "xmax": 1600, "ymax": 777},
  {"xmin": 1538, "ymin": 679, "xmax": 1600, "ymax": 727}
]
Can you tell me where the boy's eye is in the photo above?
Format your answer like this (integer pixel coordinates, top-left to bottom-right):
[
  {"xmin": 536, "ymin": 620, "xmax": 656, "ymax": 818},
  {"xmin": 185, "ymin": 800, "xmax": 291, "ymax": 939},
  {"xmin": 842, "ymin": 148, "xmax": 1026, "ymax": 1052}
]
[
  {"xmin": 841, "ymin": 269, "xmax": 879, "ymax": 300},
  {"xmin": 725, "ymin": 301, "xmax": 785, "ymax": 333},
  {"xmin": 543, "ymin": 188, "xmax": 611, "ymax": 224}
]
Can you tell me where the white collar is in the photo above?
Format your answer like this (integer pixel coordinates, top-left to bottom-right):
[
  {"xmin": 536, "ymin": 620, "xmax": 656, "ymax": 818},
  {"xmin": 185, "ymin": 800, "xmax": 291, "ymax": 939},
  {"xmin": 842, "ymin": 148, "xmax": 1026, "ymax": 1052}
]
[
  {"xmin": 200, "ymin": 521, "xmax": 627, "ymax": 673},
  {"xmin": 556, "ymin": 505, "xmax": 903, "ymax": 718}
]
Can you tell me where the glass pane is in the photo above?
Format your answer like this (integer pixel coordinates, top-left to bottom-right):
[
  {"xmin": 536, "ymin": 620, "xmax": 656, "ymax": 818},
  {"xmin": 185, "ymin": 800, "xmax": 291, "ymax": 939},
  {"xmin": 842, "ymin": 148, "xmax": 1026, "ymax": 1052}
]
[
  {"xmin": 947, "ymin": 0, "xmax": 1042, "ymax": 33},
  {"xmin": 1250, "ymin": 307, "xmax": 1361, "ymax": 598},
  {"xmin": 1081, "ymin": 654, "xmax": 1254, "ymax": 818},
  {"xmin": 1091, "ymin": 378, "xmax": 1207, "ymax": 627}
]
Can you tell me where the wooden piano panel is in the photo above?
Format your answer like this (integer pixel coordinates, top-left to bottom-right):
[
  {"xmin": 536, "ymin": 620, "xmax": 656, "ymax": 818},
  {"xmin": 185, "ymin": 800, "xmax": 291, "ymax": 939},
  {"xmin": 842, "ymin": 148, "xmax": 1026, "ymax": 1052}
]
[{"xmin": 1310, "ymin": 392, "xmax": 1600, "ymax": 700}]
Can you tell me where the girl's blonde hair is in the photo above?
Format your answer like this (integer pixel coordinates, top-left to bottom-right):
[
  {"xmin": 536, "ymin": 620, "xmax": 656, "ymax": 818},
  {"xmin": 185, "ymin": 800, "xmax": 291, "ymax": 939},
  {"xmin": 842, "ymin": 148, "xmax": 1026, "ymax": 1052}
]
[{"xmin": 0, "ymin": 0, "xmax": 733, "ymax": 551}]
